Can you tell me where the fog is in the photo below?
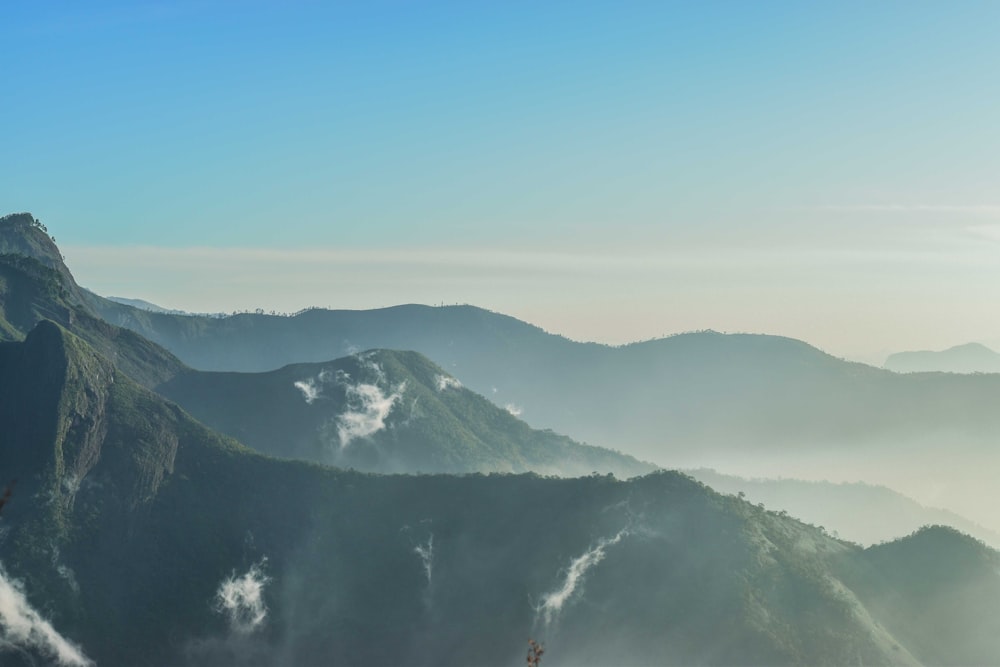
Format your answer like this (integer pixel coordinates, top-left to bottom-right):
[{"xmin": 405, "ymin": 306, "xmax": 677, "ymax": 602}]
[
  {"xmin": 0, "ymin": 562, "xmax": 92, "ymax": 667},
  {"xmin": 661, "ymin": 432, "xmax": 1000, "ymax": 537}
]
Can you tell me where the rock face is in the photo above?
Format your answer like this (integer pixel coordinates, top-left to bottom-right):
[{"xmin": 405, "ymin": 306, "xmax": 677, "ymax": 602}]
[
  {"xmin": 0, "ymin": 250, "xmax": 186, "ymax": 388},
  {"xmin": 0, "ymin": 321, "xmax": 178, "ymax": 528},
  {"xmin": 0, "ymin": 213, "xmax": 85, "ymax": 304}
]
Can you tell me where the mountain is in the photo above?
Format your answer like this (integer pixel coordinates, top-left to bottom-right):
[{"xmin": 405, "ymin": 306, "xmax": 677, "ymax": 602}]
[
  {"xmin": 90, "ymin": 296, "xmax": 1000, "ymax": 531},
  {"xmin": 157, "ymin": 350, "xmax": 654, "ymax": 477},
  {"xmin": 686, "ymin": 469, "xmax": 1000, "ymax": 549},
  {"xmin": 104, "ymin": 296, "xmax": 191, "ymax": 316},
  {"xmin": 7, "ymin": 214, "xmax": 1000, "ymax": 530},
  {"xmin": 4, "ymin": 321, "xmax": 1000, "ymax": 665},
  {"xmin": 846, "ymin": 525, "xmax": 1000, "ymax": 667},
  {"xmin": 0, "ymin": 213, "xmax": 85, "ymax": 304},
  {"xmin": 0, "ymin": 252, "xmax": 184, "ymax": 389},
  {"xmin": 88, "ymin": 292, "xmax": 1000, "ymax": 463},
  {"xmin": 884, "ymin": 342, "xmax": 1000, "ymax": 373},
  {"xmin": 0, "ymin": 214, "xmax": 649, "ymax": 479}
]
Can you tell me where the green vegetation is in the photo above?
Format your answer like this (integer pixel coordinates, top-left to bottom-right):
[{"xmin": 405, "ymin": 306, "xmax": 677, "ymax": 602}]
[
  {"xmin": 3, "ymin": 324, "xmax": 1000, "ymax": 665},
  {"xmin": 0, "ymin": 252, "xmax": 185, "ymax": 388},
  {"xmin": 90, "ymin": 283, "xmax": 1000, "ymax": 469},
  {"xmin": 158, "ymin": 349, "xmax": 654, "ymax": 477},
  {"xmin": 2, "ymin": 214, "xmax": 1000, "ymax": 665}
]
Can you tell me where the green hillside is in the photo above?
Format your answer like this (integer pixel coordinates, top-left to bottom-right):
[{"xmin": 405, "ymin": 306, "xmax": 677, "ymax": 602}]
[
  {"xmin": 3, "ymin": 322, "xmax": 1000, "ymax": 665},
  {"xmin": 0, "ymin": 217, "xmax": 653, "ymax": 479},
  {"xmin": 0, "ymin": 213, "xmax": 185, "ymax": 388},
  {"xmin": 158, "ymin": 350, "xmax": 654, "ymax": 477},
  {"xmin": 7, "ymin": 212, "xmax": 1000, "ymax": 531},
  {"xmin": 91, "ymin": 275, "xmax": 1000, "ymax": 463}
]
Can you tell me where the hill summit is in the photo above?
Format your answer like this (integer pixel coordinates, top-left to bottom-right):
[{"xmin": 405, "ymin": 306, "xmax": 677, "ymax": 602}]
[
  {"xmin": 0, "ymin": 213, "xmax": 84, "ymax": 303},
  {"xmin": 885, "ymin": 342, "xmax": 1000, "ymax": 373}
]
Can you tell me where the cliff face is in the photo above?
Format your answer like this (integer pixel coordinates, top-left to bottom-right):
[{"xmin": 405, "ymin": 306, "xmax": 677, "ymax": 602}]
[
  {"xmin": 0, "ymin": 321, "xmax": 181, "ymax": 551},
  {"xmin": 0, "ymin": 321, "xmax": 105, "ymax": 510},
  {"xmin": 0, "ymin": 213, "xmax": 85, "ymax": 305}
]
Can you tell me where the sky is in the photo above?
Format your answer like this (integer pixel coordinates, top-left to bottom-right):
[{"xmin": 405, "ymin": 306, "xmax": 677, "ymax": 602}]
[{"xmin": 2, "ymin": 1, "xmax": 999, "ymax": 362}]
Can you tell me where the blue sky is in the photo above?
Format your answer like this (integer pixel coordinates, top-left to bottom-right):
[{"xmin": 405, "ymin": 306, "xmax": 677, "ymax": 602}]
[{"xmin": 3, "ymin": 1, "xmax": 1000, "ymax": 360}]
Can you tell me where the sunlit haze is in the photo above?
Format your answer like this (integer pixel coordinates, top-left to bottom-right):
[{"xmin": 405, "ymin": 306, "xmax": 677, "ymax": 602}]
[{"xmin": 5, "ymin": 1, "xmax": 1000, "ymax": 362}]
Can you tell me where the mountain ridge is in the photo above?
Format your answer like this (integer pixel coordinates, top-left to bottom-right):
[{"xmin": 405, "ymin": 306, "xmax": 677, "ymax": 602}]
[
  {"xmin": 3, "ymin": 322, "xmax": 1000, "ymax": 664},
  {"xmin": 885, "ymin": 342, "xmax": 1000, "ymax": 374},
  {"xmin": 686, "ymin": 469, "xmax": 1000, "ymax": 549},
  {"xmin": 7, "ymin": 214, "xmax": 1000, "ymax": 531},
  {"xmin": 0, "ymin": 216, "xmax": 652, "ymax": 479},
  {"xmin": 158, "ymin": 348, "xmax": 655, "ymax": 477}
]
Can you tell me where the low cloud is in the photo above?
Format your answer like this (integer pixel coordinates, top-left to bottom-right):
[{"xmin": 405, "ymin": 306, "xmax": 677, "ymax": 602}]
[
  {"xmin": 0, "ymin": 562, "xmax": 93, "ymax": 666},
  {"xmin": 294, "ymin": 370, "xmax": 332, "ymax": 405},
  {"xmin": 337, "ymin": 382, "xmax": 405, "ymax": 447},
  {"xmin": 536, "ymin": 529, "xmax": 628, "ymax": 627},
  {"xmin": 50, "ymin": 545, "xmax": 79, "ymax": 595},
  {"xmin": 294, "ymin": 378, "xmax": 321, "ymax": 404},
  {"xmin": 294, "ymin": 358, "xmax": 405, "ymax": 447},
  {"xmin": 435, "ymin": 374, "xmax": 462, "ymax": 392},
  {"xmin": 504, "ymin": 403, "xmax": 523, "ymax": 417},
  {"xmin": 414, "ymin": 534, "xmax": 434, "ymax": 588},
  {"xmin": 214, "ymin": 559, "xmax": 270, "ymax": 636}
]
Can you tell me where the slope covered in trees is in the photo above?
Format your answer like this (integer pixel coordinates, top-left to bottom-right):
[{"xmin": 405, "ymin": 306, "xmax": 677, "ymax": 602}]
[
  {"xmin": 159, "ymin": 350, "xmax": 653, "ymax": 477},
  {"xmin": 3, "ymin": 322, "xmax": 1000, "ymax": 665}
]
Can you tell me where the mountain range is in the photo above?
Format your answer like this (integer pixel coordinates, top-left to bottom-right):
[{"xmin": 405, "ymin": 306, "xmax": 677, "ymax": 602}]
[
  {"xmin": 3, "ymin": 321, "xmax": 1000, "ymax": 665},
  {"xmin": 4, "ymin": 211, "xmax": 1000, "ymax": 664},
  {"xmin": 8, "ymin": 212, "xmax": 1000, "ymax": 532},
  {"xmin": 157, "ymin": 350, "xmax": 652, "ymax": 477},
  {"xmin": 884, "ymin": 342, "xmax": 1000, "ymax": 374},
  {"xmin": 0, "ymin": 213, "xmax": 647, "ymax": 479},
  {"xmin": 29, "ymin": 227, "xmax": 999, "ymax": 530},
  {"xmin": 686, "ymin": 469, "xmax": 1000, "ymax": 549}
]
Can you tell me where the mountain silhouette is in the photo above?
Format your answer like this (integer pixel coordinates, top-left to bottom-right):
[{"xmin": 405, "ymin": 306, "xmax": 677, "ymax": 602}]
[{"xmin": 885, "ymin": 342, "xmax": 1000, "ymax": 373}]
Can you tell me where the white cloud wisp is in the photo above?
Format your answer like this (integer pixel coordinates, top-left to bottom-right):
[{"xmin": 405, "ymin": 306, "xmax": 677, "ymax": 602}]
[
  {"xmin": 337, "ymin": 381, "xmax": 405, "ymax": 447},
  {"xmin": 536, "ymin": 529, "xmax": 628, "ymax": 627},
  {"xmin": 0, "ymin": 562, "xmax": 93, "ymax": 666},
  {"xmin": 435, "ymin": 374, "xmax": 462, "ymax": 392},
  {"xmin": 214, "ymin": 559, "xmax": 270, "ymax": 636}
]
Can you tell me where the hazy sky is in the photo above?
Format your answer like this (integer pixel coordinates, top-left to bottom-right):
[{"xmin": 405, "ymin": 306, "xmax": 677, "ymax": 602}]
[{"xmin": 3, "ymin": 1, "xmax": 999, "ymax": 362}]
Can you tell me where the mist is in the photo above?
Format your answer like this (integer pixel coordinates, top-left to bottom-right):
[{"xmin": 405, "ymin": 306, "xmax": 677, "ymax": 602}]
[
  {"xmin": 536, "ymin": 529, "xmax": 628, "ymax": 627},
  {"xmin": 337, "ymin": 381, "xmax": 405, "ymax": 447},
  {"xmin": 0, "ymin": 562, "xmax": 92, "ymax": 667},
  {"xmin": 214, "ymin": 559, "xmax": 271, "ymax": 636}
]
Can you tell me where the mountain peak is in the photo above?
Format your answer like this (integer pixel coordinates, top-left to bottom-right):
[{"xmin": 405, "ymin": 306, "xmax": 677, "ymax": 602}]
[
  {"xmin": 885, "ymin": 341, "xmax": 1000, "ymax": 373},
  {"xmin": 0, "ymin": 212, "xmax": 83, "ymax": 302}
]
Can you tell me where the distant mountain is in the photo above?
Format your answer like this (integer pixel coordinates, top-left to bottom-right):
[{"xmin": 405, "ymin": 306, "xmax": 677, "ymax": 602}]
[
  {"xmin": 90, "ymin": 297, "xmax": 1000, "ymax": 530},
  {"xmin": 8, "ymin": 213, "xmax": 1000, "ymax": 530},
  {"xmin": 0, "ymin": 216, "xmax": 650, "ymax": 479},
  {"xmin": 4, "ymin": 321, "xmax": 1000, "ymax": 665},
  {"xmin": 104, "ymin": 296, "xmax": 191, "ymax": 315},
  {"xmin": 158, "ymin": 350, "xmax": 654, "ymax": 477},
  {"xmin": 0, "ymin": 252, "xmax": 184, "ymax": 388},
  {"xmin": 686, "ymin": 469, "xmax": 1000, "ymax": 549},
  {"xmin": 89, "ymin": 294, "xmax": 1000, "ymax": 464},
  {"xmin": 884, "ymin": 342, "xmax": 1000, "ymax": 373}
]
